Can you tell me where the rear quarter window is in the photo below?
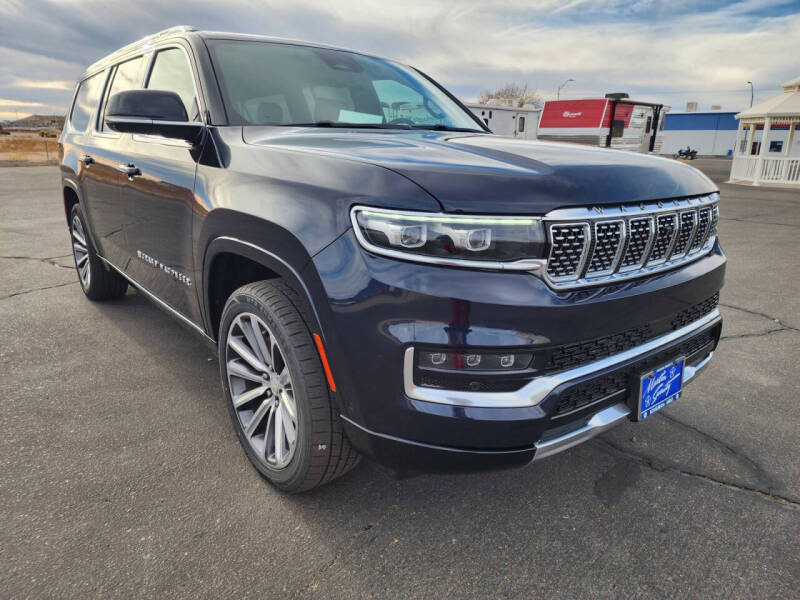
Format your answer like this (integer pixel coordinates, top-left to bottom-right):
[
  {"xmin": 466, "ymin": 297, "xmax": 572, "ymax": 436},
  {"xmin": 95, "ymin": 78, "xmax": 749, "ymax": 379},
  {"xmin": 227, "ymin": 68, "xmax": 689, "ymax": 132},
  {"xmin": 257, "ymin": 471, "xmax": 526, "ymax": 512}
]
[{"xmin": 69, "ymin": 72, "xmax": 105, "ymax": 133}]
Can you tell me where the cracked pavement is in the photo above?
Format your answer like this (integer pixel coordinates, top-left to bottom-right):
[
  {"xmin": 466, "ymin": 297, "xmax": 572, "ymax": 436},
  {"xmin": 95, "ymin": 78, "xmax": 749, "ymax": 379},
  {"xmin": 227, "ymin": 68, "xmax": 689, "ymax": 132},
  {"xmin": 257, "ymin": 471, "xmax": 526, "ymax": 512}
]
[{"xmin": 1, "ymin": 161, "xmax": 799, "ymax": 598}]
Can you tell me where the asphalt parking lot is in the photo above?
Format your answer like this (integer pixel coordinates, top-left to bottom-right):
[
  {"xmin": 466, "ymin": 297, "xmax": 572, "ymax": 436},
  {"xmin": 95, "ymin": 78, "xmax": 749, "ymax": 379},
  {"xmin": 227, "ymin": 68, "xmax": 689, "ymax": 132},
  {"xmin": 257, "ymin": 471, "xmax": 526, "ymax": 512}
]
[{"xmin": 1, "ymin": 158, "xmax": 799, "ymax": 598}]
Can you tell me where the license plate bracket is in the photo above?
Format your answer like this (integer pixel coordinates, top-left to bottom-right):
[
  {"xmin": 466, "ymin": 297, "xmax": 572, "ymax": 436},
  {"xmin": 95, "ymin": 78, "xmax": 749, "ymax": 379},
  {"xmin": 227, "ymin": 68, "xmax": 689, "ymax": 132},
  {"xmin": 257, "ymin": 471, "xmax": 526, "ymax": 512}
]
[{"xmin": 632, "ymin": 357, "xmax": 685, "ymax": 421}]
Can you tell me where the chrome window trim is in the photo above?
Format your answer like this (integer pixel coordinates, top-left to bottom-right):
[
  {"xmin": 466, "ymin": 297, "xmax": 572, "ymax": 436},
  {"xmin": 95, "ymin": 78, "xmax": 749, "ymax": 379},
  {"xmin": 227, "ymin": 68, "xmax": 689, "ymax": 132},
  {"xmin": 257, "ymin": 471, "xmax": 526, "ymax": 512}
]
[{"xmin": 403, "ymin": 308, "xmax": 721, "ymax": 408}]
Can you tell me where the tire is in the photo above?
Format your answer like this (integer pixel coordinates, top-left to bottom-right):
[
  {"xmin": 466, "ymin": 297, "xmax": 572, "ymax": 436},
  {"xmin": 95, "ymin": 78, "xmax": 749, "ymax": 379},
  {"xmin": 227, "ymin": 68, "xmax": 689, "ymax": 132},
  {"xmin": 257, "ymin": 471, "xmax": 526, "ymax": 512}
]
[
  {"xmin": 69, "ymin": 204, "xmax": 128, "ymax": 301},
  {"xmin": 218, "ymin": 280, "xmax": 360, "ymax": 492}
]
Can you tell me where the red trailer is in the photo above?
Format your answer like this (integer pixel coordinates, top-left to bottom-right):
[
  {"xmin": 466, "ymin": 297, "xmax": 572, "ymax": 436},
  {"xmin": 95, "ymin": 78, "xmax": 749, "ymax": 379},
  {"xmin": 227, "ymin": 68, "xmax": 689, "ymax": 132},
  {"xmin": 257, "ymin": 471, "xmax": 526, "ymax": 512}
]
[{"xmin": 537, "ymin": 94, "xmax": 668, "ymax": 153}]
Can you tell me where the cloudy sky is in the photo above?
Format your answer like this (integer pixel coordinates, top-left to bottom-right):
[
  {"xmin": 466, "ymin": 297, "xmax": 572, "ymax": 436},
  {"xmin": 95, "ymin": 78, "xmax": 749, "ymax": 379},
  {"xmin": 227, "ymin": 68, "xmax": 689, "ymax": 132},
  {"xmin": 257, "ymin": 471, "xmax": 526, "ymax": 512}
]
[{"xmin": 1, "ymin": 0, "xmax": 798, "ymax": 120}]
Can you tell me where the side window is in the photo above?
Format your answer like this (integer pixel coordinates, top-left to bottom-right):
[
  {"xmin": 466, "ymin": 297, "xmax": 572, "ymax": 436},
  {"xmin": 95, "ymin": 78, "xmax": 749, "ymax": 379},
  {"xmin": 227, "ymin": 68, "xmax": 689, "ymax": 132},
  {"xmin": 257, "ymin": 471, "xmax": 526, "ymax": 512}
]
[
  {"xmin": 146, "ymin": 48, "xmax": 199, "ymax": 121},
  {"xmin": 69, "ymin": 72, "xmax": 105, "ymax": 133},
  {"xmin": 99, "ymin": 56, "xmax": 144, "ymax": 132},
  {"xmin": 518, "ymin": 116, "xmax": 526, "ymax": 133}
]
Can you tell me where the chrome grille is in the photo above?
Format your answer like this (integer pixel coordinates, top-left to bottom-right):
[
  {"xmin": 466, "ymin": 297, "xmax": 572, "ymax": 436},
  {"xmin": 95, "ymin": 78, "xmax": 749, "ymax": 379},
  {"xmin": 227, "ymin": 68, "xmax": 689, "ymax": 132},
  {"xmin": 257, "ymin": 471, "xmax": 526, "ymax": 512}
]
[
  {"xmin": 649, "ymin": 214, "xmax": 678, "ymax": 263},
  {"xmin": 620, "ymin": 217, "xmax": 654, "ymax": 269},
  {"xmin": 543, "ymin": 194, "xmax": 719, "ymax": 289},
  {"xmin": 546, "ymin": 224, "xmax": 589, "ymax": 280},
  {"xmin": 691, "ymin": 207, "xmax": 712, "ymax": 251},
  {"xmin": 672, "ymin": 210, "xmax": 697, "ymax": 257},
  {"xmin": 586, "ymin": 220, "xmax": 624, "ymax": 275}
]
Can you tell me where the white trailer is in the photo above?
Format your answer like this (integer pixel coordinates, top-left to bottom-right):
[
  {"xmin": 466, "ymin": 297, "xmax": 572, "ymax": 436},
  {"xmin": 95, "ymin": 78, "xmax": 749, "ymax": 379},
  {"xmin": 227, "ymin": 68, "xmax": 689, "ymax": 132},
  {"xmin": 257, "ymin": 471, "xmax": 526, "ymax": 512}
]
[{"xmin": 466, "ymin": 104, "xmax": 540, "ymax": 139}]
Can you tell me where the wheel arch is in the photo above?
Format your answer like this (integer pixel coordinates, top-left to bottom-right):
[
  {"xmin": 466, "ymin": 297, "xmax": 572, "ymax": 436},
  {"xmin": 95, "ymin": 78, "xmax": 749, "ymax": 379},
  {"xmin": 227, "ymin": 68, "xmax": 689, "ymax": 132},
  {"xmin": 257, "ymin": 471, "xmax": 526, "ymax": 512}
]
[
  {"xmin": 203, "ymin": 235, "xmax": 327, "ymax": 344},
  {"xmin": 62, "ymin": 178, "xmax": 82, "ymax": 224}
]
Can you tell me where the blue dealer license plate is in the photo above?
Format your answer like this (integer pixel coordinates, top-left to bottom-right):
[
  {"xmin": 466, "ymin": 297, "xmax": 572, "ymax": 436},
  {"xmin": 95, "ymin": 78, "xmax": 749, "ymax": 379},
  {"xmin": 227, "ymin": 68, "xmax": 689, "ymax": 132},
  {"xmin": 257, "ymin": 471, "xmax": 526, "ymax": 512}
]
[{"xmin": 637, "ymin": 358, "xmax": 685, "ymax": 420}]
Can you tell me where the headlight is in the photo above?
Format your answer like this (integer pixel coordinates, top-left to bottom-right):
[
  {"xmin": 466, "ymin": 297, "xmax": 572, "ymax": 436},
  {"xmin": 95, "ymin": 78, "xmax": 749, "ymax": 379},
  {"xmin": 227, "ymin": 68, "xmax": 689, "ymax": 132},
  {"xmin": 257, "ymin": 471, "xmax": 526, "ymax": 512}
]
[{"xmin": 351, "ymin": 206, "xmax": 546, "ymax": 269}]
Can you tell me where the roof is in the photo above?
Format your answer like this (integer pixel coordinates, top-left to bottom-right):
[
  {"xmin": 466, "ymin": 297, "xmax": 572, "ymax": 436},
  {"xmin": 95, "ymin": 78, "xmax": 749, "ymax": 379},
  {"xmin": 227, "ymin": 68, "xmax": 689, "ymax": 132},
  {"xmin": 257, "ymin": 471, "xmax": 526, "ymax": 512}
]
[
  {"xmin": 84, "ymin": 26, "xmax": 393, "ymax": 77},
  {"xmin": 736, "ymin": 75, "xmax": 800, "ymax": 119}
]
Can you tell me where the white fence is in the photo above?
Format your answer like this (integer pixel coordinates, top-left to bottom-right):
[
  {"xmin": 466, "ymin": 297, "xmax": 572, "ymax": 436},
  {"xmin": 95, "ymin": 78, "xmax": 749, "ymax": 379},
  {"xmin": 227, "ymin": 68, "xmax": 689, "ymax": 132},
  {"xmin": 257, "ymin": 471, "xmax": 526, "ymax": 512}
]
[{"xmin": 730, "ymin": 155, "xmax": 800, "ymax": 185}]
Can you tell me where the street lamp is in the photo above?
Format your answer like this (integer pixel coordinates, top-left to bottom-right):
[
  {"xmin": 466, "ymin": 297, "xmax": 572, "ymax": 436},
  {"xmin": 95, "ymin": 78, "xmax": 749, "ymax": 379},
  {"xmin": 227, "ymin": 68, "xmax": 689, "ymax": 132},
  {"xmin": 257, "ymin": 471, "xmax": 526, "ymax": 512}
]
[
  {"xmin": 747, "ymin": 81, "xmax": 753, "ymax": 108},
  {"xmin": 557, "ymin": 78, "xmax": 574, "ymax": 100}
]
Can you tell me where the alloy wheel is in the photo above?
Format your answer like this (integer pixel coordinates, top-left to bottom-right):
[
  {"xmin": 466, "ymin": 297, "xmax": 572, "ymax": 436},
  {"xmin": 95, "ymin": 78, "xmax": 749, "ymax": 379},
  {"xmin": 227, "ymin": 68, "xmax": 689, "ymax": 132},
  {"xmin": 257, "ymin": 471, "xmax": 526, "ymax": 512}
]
[
  {"xmin": 71, "ymin": 215, "xmax": 91, "ymax": 288},
  {"xmin": 225, "ymin": 313, "xmax": 298, "ymax": 469}
]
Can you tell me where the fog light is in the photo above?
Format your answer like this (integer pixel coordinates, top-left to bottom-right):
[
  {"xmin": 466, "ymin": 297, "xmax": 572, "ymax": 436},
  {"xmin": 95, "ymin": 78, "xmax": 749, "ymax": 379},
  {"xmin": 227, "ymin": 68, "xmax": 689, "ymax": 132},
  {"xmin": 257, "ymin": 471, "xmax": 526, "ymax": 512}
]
[{"xmin": 417, "ymin": 349, "xmax": 533, "ymax": 372}]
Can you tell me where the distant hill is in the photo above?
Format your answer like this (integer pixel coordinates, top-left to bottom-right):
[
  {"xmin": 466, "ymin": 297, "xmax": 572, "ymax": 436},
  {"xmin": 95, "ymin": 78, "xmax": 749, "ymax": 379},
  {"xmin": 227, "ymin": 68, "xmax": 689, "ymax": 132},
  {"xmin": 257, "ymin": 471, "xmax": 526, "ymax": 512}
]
[{"xmin": 7, "ymin": 114, "xmax": 65, "ymax": 130}]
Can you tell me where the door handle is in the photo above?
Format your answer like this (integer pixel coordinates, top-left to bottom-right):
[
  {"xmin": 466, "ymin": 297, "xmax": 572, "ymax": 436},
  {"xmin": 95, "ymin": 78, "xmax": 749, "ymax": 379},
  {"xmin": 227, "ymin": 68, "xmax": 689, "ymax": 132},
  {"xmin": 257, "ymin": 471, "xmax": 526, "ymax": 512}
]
[
  {"xmin": 79, "ymin": 154, "xmax": 94, "ymax": 166},
  {"xmin": 118, "ymin": 163, "xmax": 141, "ymax": 178}
]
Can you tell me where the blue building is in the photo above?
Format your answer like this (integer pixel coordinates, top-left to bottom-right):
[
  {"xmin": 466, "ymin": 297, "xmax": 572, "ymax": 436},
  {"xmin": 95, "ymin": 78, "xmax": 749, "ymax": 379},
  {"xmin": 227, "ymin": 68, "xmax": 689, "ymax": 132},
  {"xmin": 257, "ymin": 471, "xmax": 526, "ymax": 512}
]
[{"xmin": 661, "ymin": 111, "xmax": 739, "ymax": 156}]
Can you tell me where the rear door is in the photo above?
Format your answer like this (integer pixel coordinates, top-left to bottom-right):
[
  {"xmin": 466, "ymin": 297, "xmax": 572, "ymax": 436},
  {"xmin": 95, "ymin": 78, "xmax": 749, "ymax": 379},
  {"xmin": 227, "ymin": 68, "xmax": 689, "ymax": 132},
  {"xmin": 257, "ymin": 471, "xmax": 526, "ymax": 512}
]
[
  {"xmin": 65, "ymin": 70, "xmax": 124, "ymax": 261},
  {"xmin": 84, "ymin": 56, "xmax": 147, "ymax": 265},
  {"xmin": 118, "ymin": 45, "xmax": 204, "ymax": 324}
]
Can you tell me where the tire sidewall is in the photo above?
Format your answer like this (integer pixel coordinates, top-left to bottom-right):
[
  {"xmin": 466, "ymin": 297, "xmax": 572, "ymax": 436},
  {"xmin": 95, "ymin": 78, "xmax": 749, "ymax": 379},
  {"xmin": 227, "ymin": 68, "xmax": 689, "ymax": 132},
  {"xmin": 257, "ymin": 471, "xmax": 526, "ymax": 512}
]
[
  {"xmin": 69, "ymin": 204, "xmax": 99, "ymax": 296},
  {"xmin": 218, "ymin": 289, "xmax": 314, "ymax": 489}
]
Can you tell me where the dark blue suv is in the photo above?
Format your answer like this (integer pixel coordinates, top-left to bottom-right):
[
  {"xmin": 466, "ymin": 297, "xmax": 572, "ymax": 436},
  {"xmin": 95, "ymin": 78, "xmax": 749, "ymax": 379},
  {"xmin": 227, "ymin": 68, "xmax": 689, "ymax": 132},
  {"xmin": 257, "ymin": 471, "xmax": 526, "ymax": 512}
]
[{"xmin": 59, "ymin": 27, "xmax": 724, "ymax": 492}]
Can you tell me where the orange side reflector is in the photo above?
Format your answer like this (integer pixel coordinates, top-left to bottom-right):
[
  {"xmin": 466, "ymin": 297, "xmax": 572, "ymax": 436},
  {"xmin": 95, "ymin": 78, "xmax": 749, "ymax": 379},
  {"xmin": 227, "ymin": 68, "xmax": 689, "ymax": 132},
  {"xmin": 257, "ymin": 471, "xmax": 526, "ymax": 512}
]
[{"xmin": 313, "ymin": 333, "xmax": 337, "ymax": 392}]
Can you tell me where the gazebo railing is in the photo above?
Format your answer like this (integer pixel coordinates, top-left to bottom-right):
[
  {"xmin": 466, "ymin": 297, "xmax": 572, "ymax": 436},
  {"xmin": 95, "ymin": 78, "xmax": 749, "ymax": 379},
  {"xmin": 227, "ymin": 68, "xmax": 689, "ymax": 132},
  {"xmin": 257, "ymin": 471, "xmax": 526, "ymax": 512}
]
[
  {"xmin": 730, "ymin": 155, "xmax": 800, "ymax": 184},
  {"xmin": 760, "ymin": 157, "xmax": 800, "ymax": 183},
  {"xmin": 730, "ymin": 155, "xmax": 758, "ymax": 180}
]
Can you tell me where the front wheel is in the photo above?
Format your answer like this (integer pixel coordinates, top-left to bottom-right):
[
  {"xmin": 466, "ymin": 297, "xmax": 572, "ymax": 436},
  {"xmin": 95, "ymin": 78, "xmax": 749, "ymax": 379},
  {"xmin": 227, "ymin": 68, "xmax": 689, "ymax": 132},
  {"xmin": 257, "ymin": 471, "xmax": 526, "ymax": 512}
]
[{"xmin": 219, "ymin": 281, "xmax": 359, "ymax": 492}]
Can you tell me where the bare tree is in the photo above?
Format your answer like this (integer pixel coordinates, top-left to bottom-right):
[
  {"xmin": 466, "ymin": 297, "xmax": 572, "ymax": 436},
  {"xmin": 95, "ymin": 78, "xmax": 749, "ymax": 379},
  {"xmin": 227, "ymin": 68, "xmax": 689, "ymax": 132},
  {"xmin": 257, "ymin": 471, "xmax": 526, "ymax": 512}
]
[{"xmin": 478, "ymin": 83, "xmax": 543, "ymax": 108}]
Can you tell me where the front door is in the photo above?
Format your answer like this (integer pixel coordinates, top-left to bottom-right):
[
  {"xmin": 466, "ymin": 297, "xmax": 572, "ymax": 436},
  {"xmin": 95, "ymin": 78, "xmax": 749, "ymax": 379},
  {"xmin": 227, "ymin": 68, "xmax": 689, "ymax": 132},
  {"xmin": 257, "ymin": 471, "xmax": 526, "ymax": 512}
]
[{"xmin": 118, "ymin": 46, "xmax": 204, "ymax": 325}]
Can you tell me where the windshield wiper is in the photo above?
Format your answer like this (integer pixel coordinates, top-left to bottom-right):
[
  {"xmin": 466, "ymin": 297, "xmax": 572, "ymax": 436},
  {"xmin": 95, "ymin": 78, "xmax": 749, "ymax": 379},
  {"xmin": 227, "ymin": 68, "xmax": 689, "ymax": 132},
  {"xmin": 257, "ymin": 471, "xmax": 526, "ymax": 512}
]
[
  {"xmin": 281, "ymin": 121, "xmax": 410, "ymax": 129},
  {"xmin": 410, "ymin": 124, "xmax": 484, "ymax": 133}
]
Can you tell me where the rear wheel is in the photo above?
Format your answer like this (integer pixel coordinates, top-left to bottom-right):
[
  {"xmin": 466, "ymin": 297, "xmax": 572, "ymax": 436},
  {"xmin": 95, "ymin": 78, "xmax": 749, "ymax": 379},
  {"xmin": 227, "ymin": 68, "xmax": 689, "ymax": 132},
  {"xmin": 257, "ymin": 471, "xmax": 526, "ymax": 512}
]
[
  {"xmin": 69, "ymin": 205, "xmax": 128, "ymax": 301},
  {"xmin": 219, "ymin": 280, "xmax": 360, "ymax": 492}
]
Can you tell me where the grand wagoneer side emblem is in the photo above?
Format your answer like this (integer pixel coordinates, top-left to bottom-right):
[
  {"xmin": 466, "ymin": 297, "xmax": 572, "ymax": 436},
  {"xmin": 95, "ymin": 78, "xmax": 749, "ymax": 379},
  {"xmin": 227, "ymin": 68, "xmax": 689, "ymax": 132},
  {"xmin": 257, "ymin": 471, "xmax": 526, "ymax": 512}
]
[{"xmin": 136, "ymin": 250, "xmax": 192, "ymax": 286}]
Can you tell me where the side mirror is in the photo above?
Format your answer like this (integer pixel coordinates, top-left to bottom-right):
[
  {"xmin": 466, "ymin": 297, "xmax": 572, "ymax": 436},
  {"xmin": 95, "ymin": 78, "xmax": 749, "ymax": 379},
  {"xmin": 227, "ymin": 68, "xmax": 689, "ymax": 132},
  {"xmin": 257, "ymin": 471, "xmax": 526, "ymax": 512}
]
[{"xmin": 104, "ymin": 90, "xmax": 203, "ymax": 143}]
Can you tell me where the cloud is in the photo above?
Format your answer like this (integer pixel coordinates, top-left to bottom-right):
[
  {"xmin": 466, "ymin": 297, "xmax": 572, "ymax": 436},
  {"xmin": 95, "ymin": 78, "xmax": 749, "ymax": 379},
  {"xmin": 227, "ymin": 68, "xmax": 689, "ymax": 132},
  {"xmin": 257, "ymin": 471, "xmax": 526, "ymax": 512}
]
[
  {"xmin": 0, "ymin": 0, "xmax": 797, "ymax": 115},
  {"xmin": 13, "ymin": 79, "xmax": 74, "ymax": 90},
  {"xmin": 0, "ymin": 98, "xmax": 44, "ymax": 107}
]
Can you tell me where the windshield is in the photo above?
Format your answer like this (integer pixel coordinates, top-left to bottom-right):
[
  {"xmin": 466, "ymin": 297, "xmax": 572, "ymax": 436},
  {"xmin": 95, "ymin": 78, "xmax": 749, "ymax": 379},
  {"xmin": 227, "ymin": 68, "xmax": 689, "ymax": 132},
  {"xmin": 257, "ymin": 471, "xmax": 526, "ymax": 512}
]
[{"xmin": 207, "ymin": 40, "xmax": 485, "ymax": 132}]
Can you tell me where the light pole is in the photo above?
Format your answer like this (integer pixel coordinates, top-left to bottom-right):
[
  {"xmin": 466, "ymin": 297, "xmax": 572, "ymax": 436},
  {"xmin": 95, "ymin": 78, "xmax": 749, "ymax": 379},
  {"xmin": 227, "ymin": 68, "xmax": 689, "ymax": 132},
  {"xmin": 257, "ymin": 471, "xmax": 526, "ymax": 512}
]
[
  {"xmin": 557, "ymin": 78, "xmax": 574, "ymax": 100},
  {"xmin": 747, "ymin": 81, "xmax": 753, "ymax": 108}
]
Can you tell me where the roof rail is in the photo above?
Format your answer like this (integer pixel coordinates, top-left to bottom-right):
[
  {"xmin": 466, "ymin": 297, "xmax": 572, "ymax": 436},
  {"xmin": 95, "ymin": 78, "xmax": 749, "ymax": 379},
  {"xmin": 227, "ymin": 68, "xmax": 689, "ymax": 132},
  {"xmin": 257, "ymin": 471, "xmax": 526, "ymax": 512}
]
[{"xmin": 85, "ymin": 25, "xmax": 197, "ymax": 74}]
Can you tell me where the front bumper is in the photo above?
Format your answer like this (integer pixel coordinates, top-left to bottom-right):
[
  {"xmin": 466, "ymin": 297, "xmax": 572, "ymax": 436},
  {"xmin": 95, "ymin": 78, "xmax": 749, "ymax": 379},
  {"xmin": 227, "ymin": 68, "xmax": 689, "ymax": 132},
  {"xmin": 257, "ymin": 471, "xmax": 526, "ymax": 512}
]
[{"xmin": 309, "ymin": 230, "xmax": 725, "ymax": 472}]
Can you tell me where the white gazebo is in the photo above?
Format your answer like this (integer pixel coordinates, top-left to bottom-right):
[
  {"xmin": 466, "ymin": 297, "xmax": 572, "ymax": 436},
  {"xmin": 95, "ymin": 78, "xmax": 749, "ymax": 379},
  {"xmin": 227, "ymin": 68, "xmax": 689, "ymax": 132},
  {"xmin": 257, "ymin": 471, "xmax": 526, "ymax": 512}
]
[{"xmin": 729, "ymin": 76, "xmax": 800, "ymax": 186}]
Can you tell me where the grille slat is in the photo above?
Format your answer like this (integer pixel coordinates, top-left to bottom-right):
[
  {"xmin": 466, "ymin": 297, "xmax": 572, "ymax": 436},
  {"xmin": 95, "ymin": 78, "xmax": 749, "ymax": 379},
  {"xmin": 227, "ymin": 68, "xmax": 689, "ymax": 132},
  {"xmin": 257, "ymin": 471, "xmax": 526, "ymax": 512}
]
[
  {"xmin": 649, "ymin": 213, "xmax": 678, "ymax": 263},
  {"xmin": 586, "ymin": 220, "xmax": 624, "ymax": 275},
  {"xmin": 691, "ymin": 207, "xmax": 712, "ymax": 252},
  {"xmin": 546, "ymin": 224, "xmax": 589, "ymax": 280},
  {"xmin": 620, "ymin": 217, "xmax": 654, "ymax": 269},
  {"xmin": 671, "ymin": 210, "xmax": 697, "ymax": 257},
  {"xmin": 545, "ymin": 196, "xmax": 718, "ymax": 289}
]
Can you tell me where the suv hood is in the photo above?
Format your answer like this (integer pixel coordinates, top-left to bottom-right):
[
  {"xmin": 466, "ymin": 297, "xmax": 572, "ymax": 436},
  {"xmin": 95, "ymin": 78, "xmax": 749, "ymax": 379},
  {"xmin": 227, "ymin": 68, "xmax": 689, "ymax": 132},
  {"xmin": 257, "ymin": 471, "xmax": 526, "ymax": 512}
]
[{"xmin": 242, "ymin": 128, "xmax": 717, "ymax": 214}]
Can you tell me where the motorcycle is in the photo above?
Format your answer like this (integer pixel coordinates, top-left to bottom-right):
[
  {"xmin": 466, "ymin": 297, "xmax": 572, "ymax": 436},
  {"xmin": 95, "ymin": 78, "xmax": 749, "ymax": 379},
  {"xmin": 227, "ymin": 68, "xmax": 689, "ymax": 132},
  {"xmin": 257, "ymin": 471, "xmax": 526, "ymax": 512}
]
[{"xmin": 675, "ymin": 147, "xmax": 698, "ymax": 160}]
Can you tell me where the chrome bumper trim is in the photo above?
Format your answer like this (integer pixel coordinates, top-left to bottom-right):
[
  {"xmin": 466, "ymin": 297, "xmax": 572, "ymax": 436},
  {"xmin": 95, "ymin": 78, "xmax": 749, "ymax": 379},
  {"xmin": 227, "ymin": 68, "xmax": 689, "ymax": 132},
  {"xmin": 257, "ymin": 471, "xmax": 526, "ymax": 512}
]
[
  {"xmin": 533, "ymin": 403, "xmax": 630, "ymax": 460},
  {"xmin": 532, "ymin": 349, "xmax": 714, "ymax": 461},
  {"xmin": 403, "ymin": 308, "xmax": 721, "ymax": 408}
]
